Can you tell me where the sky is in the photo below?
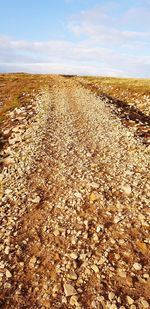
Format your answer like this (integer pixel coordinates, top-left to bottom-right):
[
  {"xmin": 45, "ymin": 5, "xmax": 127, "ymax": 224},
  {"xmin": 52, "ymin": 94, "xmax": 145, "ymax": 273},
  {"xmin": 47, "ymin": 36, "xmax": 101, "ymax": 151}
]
[{"xmin": 0, "ymin": 0, "xmax": 150, "ymax": 77}]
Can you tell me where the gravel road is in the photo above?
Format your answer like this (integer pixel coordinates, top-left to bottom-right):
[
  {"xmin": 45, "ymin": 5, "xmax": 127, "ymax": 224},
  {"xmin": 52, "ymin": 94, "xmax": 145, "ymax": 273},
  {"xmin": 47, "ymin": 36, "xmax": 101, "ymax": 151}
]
[{"xmin": 0, "ymin": 76, "xmax": 150, "ymax": 308}]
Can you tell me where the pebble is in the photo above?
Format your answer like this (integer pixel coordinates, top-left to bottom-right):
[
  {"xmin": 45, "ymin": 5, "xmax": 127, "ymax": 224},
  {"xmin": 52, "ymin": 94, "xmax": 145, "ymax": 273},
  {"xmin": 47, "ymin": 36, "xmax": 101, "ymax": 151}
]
[
  {"xmin": 90, "ymin": 192, "xmax": 99, "ymax": 202},
  {"xmin": 64, "ymin": 283, "xmax": 77, "ymax": 297},
  {"xmin": 6, "ymin": 270, "xmax": 12, "ymax": 278},
  {"xmin": 69, "ymin": 295, "xmax": 79, "ymax": 306},
  {"xmin": 114, "ymin": 216, "xmax": 121, "ymax": 224},
  {"xmin": 121, "ymin": 184, "xmax": 132, "ymax": 196},
  {"xmin": 90, "ymin": 182, "xmax": 99, "ymax": 189},
  {"xmin": 109, "ymin": 304, "xmax": 117, "ymax": 309},
  {"xmin": 130, "ymin": 305, "xmax": 136, "ymax": 309},
  {"xmin": 118, "ymin": 268, "xmax": 126, "ymax": 278},
  {"xmin": 91, "ymin": 265, "xmax": 99, "ymax": 273},
  {"xmin": 99, "ymin": 257, "xmax": 106, "ymax": 265},
  {"xmin": 74, "ymin": 192, "xmax": 82, "ymax": 199},
  {"xmin": 3, "ymin": 157, "xmax": 14, "ymax": 166},
  {"xmin": 127, "ymin": 296, "xmax": 134, "ymax": 305},
  {"xmin": 29, "ymin": 256, "xmax": 36, "ymax": 267},
  {"xmin": 140, "ymin": 298, "xmax": 149, "ymax": 308},
  {"xmin": 31, "ymin": 196, "xmax": 41, "ymax": 203},
  {"xmin": 68, "ymin": 271, "xmax": 77, "ymax": 280},
  {"xmin": 4, "ymin": 246, "xmax": 10, "ymax": 255},
  {"xmin": 53, "ymin": 230, "xmax": 60, "ymax": 237},
  {"xmin": 70, "ymin": 252, "xmax": 78, "ymax": 260},
  {"xmin": 133, "ymin": 263, "xmax": 142, "ymax": 270},
  {"xmin": 108, "ymin": 292, "xmax": 115, "ymax": 301}
]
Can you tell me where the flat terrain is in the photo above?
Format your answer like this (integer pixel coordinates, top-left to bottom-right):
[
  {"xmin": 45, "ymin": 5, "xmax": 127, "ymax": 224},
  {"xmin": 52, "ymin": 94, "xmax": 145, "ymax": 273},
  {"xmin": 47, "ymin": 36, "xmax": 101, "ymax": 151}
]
[
  {"xmin": 0, "ymin": 75, "xmax": 150, "ymax": 308},
  {"xmin": 78, "ymin": 76, "xmax": 150, "ymax": 116}
]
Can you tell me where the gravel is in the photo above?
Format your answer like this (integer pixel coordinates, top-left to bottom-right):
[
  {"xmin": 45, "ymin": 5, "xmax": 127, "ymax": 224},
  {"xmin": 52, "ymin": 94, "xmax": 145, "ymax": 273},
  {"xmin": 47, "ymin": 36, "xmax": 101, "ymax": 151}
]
[{"xmin": 0, "ymin": 76, "xmax": 149, "ymax": 308}]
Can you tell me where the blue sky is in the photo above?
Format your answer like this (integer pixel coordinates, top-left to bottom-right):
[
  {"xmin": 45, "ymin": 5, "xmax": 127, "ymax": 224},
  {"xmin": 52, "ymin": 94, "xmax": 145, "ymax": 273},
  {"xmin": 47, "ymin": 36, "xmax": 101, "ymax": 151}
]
[{"xmin": 0, "ymin": 0, "xmax": 150, "ymax": 77}]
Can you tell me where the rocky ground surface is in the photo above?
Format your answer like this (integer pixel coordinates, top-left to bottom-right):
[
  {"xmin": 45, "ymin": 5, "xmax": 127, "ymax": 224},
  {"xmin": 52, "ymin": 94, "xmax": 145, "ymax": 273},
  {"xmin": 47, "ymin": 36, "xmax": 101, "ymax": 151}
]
[
  {"xmin": 77, "ymin": 78, "xmax": 150, "ymax": 147},
  {"xmin": 0, "ymin": 76, "xmax": 150, "ymax": 308}
]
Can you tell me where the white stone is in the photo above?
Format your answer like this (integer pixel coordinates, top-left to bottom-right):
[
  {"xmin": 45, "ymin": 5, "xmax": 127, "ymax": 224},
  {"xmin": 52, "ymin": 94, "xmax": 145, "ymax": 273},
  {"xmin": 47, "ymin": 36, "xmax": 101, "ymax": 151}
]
[
  {"xmin": 69, "ymin": 296, "xmax": 79, "ymax": 306},
  {"xmin": 118, "ymin": 268, "xmax": 126, "ymax": 278},
  {"xmin": 133, "ymin": 263, "xmax": 142, "ymax": 270},
  {"xmin": 6, "ymin": 270, "xmax": 12, "ymax": 278},
  {"xmin": 108, "ymin": 292, "xmax": 115, "ymax": 301},
  {"xmin": 121, "ymin": 184, "xmax": 132, "ymax": 196},
  {"xmin": 127, "ymin": 296, "xmax": 134, "ymax": 305},
  {"xmin": 140, "ymin": 298, "xmax": 149, "ymax": 308},
  {"xmin": 4, "ymin": 246, "xmax": 9, "ymax": 255},
  {"xmin": 91, "ymin": 265, "xmax": 99, "ymax": 273},
  {"xmin": 70, "ymin": 252, "xmax": 78, "ymax": 260},
  {"xmin": 54, "ymin": 230, "xmax": 60, "ymax": 237},
  {"xmin": 68, "ymin": 271, "xmax": 77, "ymax": 280},
  {"xmin": 74, "ymin": 192, "xmax": 82, "ymax": 199},
  {"xmin": 64, "ymin": 284, "xmax": 77, "ymax": 297}
]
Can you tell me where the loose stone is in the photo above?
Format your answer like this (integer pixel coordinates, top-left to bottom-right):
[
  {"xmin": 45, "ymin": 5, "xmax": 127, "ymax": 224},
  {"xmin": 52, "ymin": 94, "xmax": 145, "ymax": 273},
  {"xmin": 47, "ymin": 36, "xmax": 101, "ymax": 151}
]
[{"xmin": 64, "ymin": 284, "xmax": 77, "ymax": 297}]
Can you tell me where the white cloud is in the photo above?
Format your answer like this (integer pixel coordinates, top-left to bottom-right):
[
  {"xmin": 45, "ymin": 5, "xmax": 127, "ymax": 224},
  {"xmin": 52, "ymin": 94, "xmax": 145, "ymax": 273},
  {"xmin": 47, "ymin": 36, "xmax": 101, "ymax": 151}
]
[
  {"xmin": 0, "ymin": 35, "xmax": 150, "ymax": 77},
  {"xmin": 68, "ymin": 4, "xmax": 150, "ymax": 47},
  {"xmin": 0, "ymin": 3, "xmax": 150, "ymax": 77}
]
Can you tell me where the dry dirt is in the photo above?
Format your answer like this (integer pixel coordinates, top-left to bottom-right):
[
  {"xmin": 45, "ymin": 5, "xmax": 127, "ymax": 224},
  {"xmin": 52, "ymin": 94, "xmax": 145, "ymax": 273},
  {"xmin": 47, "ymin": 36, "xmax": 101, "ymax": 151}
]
[{"xmin": 0, "ymin": 75, "xmax": 150, "ymax": 309}]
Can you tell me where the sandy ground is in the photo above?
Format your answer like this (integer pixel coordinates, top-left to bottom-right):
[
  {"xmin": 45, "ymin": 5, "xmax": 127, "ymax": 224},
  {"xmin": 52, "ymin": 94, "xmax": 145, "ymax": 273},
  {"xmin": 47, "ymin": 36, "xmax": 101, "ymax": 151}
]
[{"xmin": 0, "ymin": 76, "xmax": 150, "ymax": 309}]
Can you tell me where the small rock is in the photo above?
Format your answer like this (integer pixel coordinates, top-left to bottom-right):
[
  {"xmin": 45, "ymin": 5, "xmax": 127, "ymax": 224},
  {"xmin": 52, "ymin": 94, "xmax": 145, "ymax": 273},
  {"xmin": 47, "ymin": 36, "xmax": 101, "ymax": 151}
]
[
  {"xmin": 68, "ymin": 271, "xmax": 77, "ymax": 280},
  {"xmin": 31, "ymin": 196, "xmax": 41, "ymax": 203},
  {"xmin": 69, "ymin": 295, "xmax": 79, "ymax": 306},
  {"xmin": 64, "ymin": 284, "xmax": 77, "ymax": 297},
  {"xmin": 127, "ymin": 296, "xmax": 134, "ymax": 305},
  {"xmin": 54, "ymin": 230, "xmax": 60, "ymax": 237},
  {"xmin": 5, "ymin": 189, "xmax": 12, "ymax": 197},
  {"xmin": 109, "ymin": 304, "xmax": 117, "ymax": 309},
  {"xmin": 70, "ymin": 252, "xmax": 78, "ymax": 260},
  {"xmin": 96, "ymin": 225, "xmax": 104, "ymax": 232},
  {"xmin": 52, "ymin": 285, "xmax": 59, "ymax": 296},
  {"xmin": 114, "ymin": 216, "xmax": 122, "ymax": 224},
  {"xmin": 3, "ymin": 129, "xmax": 10, "ymax": 135},
  {"xmin": 140, "ymin": 298, "xmax": 149, "ymax": 308},
  {"xmin": 143, "ymin": 273, "xmax": 149, "ymax": 279},
  {"xmin": 3, "ymin": 157, "xmax": 14, "ymax": 166},
  {"xmin": 4, "ymin": 282, "xmax": 11, "ymax": 289},
  {"xmin": 130, "ymin": 305, "xmax": 136, "ymax": 309},
  {"xmin": 90, "ymin": 182, "xmax": 99, "ymax": 189},
  {"xmin": 133, "ymin": 263, "xmax": 142, "ymax": 270},
  {"xmin": 121, "ymin": 184, "xmax": 132, "ymax": 196},
  {"xmin": 136, "ymin": 240, "xmax": 148, "ymax": 254},
  {"xmin": 118, "ymin": 268, "xmax": 126, "ymax": 278},
  {"xmin": 91, "ymin": 265, "xmax": 99, "ymax": 273},
  {"xmin": 9, "ymin": 137, "xmax": 20, "ymax": 145},
  {"xmin": 93, "ymin": 233, "xmax": 99, "ymax": 242},
  {"xmin": 74, "ymin": 192, "xmax": 82, "ymax": 199},
  {"xmin": 99, "ymin": 257, "xmax": 106, "ymax": 265},
  {"xmin": 108, "ymin": 292, "xmax": 115, "ymax": 301},
  {"xmin": 90, "ymin": 192, "xmax": 99, "ymax": 203},
  {"xmin": 6, "ymin": 270, "xmax": 12, "ymax": 278},
  {"xmin": 29, "ymin": 256, "xmax": 36, "ymax": 267},
  {"xmin": 4, "ymin": 246, "xmax": 10, "ymax": 255}
]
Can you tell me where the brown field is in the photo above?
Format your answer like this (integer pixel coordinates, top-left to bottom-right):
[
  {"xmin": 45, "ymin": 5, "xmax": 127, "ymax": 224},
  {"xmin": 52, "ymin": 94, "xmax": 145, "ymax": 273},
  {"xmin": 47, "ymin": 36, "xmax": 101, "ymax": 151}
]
[
  {"xmin": 78, "ymin": 76, "xmax": 150, "ymax": 116},
  {"xmin": 1, "ymin": 74, "xmax": 150, "ymax": 123},
  {"xmin": 0, "ymin": 73, "xmax": 52, "ymax": 122}
]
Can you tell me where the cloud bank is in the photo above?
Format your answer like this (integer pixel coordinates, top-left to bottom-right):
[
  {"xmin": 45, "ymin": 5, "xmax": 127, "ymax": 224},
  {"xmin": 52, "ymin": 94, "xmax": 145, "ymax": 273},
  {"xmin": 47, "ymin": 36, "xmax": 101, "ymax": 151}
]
[{"xmin": 0, "ymin": 2, "xmax": 150, "ymax": 77}]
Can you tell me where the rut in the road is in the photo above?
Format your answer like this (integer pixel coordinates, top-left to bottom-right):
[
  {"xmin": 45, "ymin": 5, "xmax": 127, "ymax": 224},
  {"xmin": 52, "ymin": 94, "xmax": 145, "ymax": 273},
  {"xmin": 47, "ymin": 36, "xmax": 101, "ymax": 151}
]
[{"xmin": 1, "ymin": 77, "xmax": 150, "ymax": 309}]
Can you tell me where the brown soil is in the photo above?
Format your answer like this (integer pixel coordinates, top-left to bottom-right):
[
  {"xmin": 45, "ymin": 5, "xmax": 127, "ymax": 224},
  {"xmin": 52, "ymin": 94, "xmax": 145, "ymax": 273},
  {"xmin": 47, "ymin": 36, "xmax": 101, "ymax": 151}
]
[{"xmin": 0, "ymin": 75, "xmax": 150, "ymax": 309}]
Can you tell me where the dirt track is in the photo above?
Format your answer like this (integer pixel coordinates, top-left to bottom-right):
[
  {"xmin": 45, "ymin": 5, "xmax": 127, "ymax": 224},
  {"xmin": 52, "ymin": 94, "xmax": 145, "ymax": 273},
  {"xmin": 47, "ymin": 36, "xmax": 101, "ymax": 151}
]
[{"xmin": 0, "ymin": 76, "xmax": 150, "ymax": 308}]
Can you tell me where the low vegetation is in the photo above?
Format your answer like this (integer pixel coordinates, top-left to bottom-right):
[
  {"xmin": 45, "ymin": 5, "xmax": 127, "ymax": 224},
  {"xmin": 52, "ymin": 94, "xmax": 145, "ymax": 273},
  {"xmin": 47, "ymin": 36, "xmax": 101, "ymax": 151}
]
[
  {"xmin": 78, "ymin": 76, "xmax": 150, "ymax": 116},
  {"xmin": 0, "ymin": 73, "xmax": 51, "ymax": 122}
]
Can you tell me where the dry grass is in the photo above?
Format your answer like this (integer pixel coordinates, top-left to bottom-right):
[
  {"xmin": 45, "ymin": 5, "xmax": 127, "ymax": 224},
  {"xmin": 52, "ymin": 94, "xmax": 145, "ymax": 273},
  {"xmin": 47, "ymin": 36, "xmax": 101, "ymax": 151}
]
[
  {"xmin": 78, "ymin": 76, "xmax": 150, "ymax": 116},
  {"xmin": 0, "ymin": 73, "xmax": 52, "ymax": 122}
]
